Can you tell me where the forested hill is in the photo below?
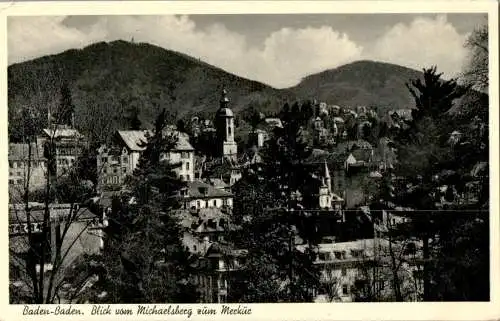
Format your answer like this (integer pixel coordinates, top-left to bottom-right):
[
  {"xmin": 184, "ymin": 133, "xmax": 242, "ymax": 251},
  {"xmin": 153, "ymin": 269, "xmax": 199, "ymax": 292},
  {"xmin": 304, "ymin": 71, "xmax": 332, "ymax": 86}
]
[
  {"xmin": 8, "ymin": 40, "xmax": 435, "ymax": 143},
  {"xmin": 291, "ymin": 60, "xmax": 423, "ymax": 110},
  {"xmin": 8, "ymin": 40, "xmax": 292, "ymax": 143}
]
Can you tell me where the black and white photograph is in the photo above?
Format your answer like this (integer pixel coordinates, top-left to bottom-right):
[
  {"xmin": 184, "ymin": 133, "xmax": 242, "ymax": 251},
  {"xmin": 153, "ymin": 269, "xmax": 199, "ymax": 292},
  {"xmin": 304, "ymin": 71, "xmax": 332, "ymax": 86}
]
[{"xmin": 5, "ymin": 1, "xmax": 497, "ymax": 313}]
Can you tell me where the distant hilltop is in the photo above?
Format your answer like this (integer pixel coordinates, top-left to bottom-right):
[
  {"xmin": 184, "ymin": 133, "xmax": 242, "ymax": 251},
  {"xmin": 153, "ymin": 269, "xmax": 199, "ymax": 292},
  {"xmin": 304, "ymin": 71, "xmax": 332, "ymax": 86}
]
[{"xmin": 8, "ymin": 40, "xmax": 426, "ymax": 143}]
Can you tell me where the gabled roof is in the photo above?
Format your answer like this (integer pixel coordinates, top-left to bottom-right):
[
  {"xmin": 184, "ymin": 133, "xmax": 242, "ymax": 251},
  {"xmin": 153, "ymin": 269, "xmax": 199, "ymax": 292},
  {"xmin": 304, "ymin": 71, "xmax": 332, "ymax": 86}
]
[
  {"xmin": 42, "ymin": 127, "xmax": 83, "ymax": 139},
  {"xmin": 346, "ymin": 139, "xmax": 373, "ymax": 151},
  {"xmin": 204, "ymin": 241, "xmax": 247, "ymax": 258},
  {"xmin": 186, "ymin": 181, "xmax": 232, "ymax": 198},
  {"xmin": 116, "ymin": 130, "xmax": 194, "ymax": 152},
  {"xmin": 264, "ymin": 118, "xmax": 283, "ymax": 128},
  {"xmin": 117, "ymin": 130, "xmax": 148, "ymax": 151},
  {"xmin": 351, "ymin": 149, "xmax": 372, "ymax": 163},
  {"xmin": 208, "ymin": 178, "xmax": 229, "ymax": 189}
]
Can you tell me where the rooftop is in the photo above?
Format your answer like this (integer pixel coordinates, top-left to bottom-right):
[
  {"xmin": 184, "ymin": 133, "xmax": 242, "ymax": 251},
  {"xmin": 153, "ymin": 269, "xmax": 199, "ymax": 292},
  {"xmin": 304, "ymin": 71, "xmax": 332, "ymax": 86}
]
[
  {"xmin": 216, "ymin": 107, "xmax": 234, "ymax": 118},
  {"xmin": 9, "ymin": 204, "xmax": 97, "ymax": 223},
  {"xmin": 42, "ymin": 127, "xmax": 83, "ymax": 139},
  {"xmin": 185, "ymin": 181, "xmax": 232, "ymax": 198},
  {"xmin": 117, "ymin": 129, "xmax": 194, "ymax": 152}
]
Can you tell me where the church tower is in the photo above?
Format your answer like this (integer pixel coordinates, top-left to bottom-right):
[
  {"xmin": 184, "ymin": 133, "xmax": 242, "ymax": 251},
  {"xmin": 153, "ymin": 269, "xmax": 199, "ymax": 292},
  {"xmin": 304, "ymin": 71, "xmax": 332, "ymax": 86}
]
[
  {"xmin": 319, "ymin": 177, "xmax": 332, "ymax": 209},
  {"xmin": 324, "ymin": 160, "xmax": 332, "ymax": 193},
  {"xmin": 215, "ymin": 87, "xmax": 238, "ymax": 161},
  {"xmin": 319, "ymin": 161, "xmax": 333, "ymax": 209}
]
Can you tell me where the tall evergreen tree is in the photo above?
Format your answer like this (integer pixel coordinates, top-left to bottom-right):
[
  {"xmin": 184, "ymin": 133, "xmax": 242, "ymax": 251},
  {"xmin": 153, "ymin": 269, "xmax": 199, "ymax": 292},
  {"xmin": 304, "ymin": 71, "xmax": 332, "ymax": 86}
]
[
  {"xmin": 99, "ymin": 109, "xmax": 198, "ymax": 303},
  {"xmin": 386, "ymin": 66, "xmax": 488, "ymax": 301},
  {"xmin": 233, "ymin": 105, "xmax": 320, "ymax": 302}
]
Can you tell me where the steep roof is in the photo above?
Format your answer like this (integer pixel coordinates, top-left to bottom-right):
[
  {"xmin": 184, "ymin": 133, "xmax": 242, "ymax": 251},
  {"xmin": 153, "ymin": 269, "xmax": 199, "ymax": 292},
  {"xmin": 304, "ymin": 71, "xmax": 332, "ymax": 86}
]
[
  {"xmin": 264, "ymin": 118, "xmax": 283, "ymax": 129},
  {"xmin": 346, "ymin": 139, "xmax": 373, "ymax": 151},
  {"xmin": 216, "ymin": 107, "xmax": 234, "ymax": 117},
  {"xmin": 186, "ymin": 181, "xmax": 232, "ymax": 198},
  {"xmin": 117, "ymin": 130, "xmax": 194, "ymax": 152},
  {"xmin": 117, "ymin": 130, "xmax": 149, "ymax": 151},
  {"xmin": 42, "ymin": 127, "xmax": 83, "ymax": 139},
  {"xmin": 350, "ymin": 149, "xmax": 372, "ymax": 163}
]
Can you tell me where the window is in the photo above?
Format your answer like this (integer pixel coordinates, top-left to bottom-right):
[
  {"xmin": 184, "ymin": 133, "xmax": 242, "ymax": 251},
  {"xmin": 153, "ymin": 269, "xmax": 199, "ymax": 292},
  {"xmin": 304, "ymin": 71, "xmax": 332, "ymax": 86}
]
[
  {"xmin": 102, "ymin": 157, "xmax": 108, "ymax": 163},
  {"xmin": 342, "ymin": 285, "xmax": 349, "ymax": 295},
  {"xmin": 351, "ymin": 249, "xmax": 364, "ymax": 258},
  {"xmin": 122, "ymin": 167, "xmax": 127, "ymax": 173},
  {"xmin": 377, "ymin": 280, "xmax": 386, "ymax": 292},
  {"xmin": 186, "ymin": 162, "xmax": 190, "ymax": 170},
  {"xmin": 334, "ymin": 251, "xmax": 346, "ymax": 260},
  {"xmin": 113, "ymin": 168, "xmax": 118, "ymax": 174},
  {"xmin": 186, "ymin": 175, "xmax": 190, "ymax": 181},
  {"xmin": 318, "ymin": 252, "xmax": 331, "ymax": 261},
  {"xmin": 181, "ymin": 152, "xmax": 189, "ymax": 159},
  {"xmin": 341, "ymin": 267, "xmax": 347, "ymax": 276},
  {"xmin": 196, "ymin": 200, "xmax": 200, "ymax": 208}
]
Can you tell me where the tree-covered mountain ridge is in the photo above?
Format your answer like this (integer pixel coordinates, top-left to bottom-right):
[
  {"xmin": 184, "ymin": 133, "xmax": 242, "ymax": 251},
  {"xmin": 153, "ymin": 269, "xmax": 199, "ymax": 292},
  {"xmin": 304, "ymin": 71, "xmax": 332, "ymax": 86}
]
[{"xmin": 8, "ymin": 40, "xmax": 480, "ymax": 143}]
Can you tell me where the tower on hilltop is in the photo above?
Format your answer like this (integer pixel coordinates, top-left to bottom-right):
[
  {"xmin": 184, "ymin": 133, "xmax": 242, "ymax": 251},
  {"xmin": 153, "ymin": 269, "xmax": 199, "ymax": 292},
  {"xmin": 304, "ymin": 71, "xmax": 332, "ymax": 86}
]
[{"xmin": 215, "ymin": 87, "xmax": 237, "ymax": 162}]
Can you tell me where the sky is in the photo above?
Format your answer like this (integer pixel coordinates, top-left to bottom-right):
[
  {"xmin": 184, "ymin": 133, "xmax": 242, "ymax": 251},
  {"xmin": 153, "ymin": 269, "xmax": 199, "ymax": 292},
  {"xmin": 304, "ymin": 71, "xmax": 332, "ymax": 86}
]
[{"xmin": 8, "ymin": 13, "xmax": 487, "ymax": 88}]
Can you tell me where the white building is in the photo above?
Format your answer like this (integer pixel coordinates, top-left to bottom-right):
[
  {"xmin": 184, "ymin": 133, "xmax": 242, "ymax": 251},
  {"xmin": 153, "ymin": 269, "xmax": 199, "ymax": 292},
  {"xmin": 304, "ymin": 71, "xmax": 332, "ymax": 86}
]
[
  {"xmin": 215, "ymin": 88, "xmax": 238, "ymax": 161},
  {"xmin": 180, "ymin": 181, "xmax": 233, "ymax": 210},
  {"xmin": 97, "ymin": 129, "xmax": 195, "ymax": 190},
  {"xmin": 299, "ymin": 237, "xmax": 424, "ymax": 302}
]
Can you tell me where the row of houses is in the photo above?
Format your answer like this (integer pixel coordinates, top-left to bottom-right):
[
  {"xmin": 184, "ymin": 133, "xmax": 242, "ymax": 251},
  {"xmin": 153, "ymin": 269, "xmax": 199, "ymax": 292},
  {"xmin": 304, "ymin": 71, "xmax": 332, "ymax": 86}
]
[{"xmin": 7, "ymin": 88, "xmax": 441, "ymax": 303}]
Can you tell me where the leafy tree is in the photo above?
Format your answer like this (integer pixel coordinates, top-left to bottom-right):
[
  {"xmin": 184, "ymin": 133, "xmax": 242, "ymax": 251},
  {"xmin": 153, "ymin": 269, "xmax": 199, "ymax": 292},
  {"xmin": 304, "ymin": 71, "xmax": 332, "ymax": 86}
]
[
  {"xmin": 9, "ymin": 103, "xmax": 96, "ymax": 304},
  {"xmin": 244, "ymin": 107, "xmax": 263, "ymax": 131},
  {"xmin": 462, "ymin": 23, "xmax": 488, "ymax": 92},
  {"xmin": 385, "ymin": 65, "xmax": 488, "ymax": 301}
]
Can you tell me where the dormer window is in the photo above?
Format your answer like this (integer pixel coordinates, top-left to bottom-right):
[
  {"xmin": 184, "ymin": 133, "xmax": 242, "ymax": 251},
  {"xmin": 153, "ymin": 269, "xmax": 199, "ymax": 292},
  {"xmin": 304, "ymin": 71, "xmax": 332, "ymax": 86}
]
[{"xmin": 198, "ymin": 186, "xmax": 209, "ymax": 196}]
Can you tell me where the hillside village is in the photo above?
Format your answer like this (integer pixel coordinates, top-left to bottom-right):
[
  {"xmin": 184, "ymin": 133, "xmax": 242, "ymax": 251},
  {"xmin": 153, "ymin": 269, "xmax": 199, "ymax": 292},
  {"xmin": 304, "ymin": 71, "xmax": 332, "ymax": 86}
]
[
  {"xmin": 9, "ymin": 76, "xmax": 488, "ymax": 303},
  {"xmin": 7, "ymin": 19, "xmax": 489, "ymax": 304}
]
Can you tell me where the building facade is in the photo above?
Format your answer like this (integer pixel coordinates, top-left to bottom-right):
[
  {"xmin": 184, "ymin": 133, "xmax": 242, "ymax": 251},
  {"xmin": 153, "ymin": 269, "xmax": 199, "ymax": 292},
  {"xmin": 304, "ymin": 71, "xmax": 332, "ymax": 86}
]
[
  {"xmin": 8, "ymin": 142, "xmax": 47, "ymax": 199},
  {"xmin": 306, "ymin": 237, "xmax": 423, "ymax": 302},
  {"xmin": 215, "ymin": 88, "xmax": 238, "ymax": 161},
  {"xmin": 97, "ymin": 129, "xmax": 195, "ymax": 190}
]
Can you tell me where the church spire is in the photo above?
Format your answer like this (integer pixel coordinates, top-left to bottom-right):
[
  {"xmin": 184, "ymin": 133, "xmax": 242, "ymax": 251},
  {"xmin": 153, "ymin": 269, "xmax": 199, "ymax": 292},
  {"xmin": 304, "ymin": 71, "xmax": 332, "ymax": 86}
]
[
  {"xmin": 324, "ymin": 160, "xmax": 331, "ymax": 193},
  {"xmin": 220, "ymin": 86, "xmax": 229, "ymax": 108}
]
